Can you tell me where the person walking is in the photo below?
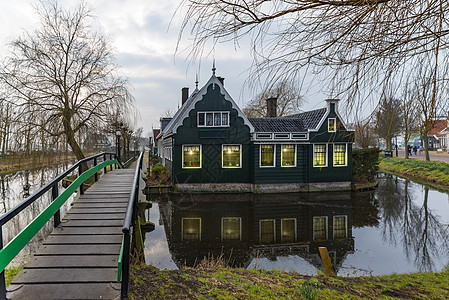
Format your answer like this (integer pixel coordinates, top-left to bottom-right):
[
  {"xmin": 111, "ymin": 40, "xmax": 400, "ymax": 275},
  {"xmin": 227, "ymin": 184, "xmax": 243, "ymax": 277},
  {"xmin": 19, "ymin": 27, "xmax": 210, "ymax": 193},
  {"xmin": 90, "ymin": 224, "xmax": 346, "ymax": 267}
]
[{"xmin": 413, "ymin": 145, "xmax": 417, "ymax": 156}]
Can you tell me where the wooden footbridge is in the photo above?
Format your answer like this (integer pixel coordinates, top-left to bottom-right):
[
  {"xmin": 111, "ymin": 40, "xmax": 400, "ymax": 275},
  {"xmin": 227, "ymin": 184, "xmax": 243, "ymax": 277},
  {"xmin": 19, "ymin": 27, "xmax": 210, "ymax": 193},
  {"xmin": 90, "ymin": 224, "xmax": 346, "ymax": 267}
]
[{"xmin": 0, "ymin": 152, "xmax": 145, "ymax": 299}]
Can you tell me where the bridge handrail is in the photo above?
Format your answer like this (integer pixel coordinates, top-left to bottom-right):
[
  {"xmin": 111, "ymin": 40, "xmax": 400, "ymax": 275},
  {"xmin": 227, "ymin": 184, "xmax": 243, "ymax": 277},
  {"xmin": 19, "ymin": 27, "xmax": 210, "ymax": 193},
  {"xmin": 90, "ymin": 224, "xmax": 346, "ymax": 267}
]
[
  {"xmin": 119, "ymin": 151, "xmax": 144, "ymax": 298},
  {"xmin": 0, "ymin": 152, "xmax": 121, "ymax": 227}
]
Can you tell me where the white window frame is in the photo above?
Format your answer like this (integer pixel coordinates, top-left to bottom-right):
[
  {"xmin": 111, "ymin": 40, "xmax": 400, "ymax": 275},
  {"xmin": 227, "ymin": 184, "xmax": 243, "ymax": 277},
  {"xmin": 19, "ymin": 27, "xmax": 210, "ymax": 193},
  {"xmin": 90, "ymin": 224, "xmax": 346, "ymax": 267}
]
[
  {"xmin": 259, "ymin": 219, "xmax": 276, "ymax": 244},
  {"xmin": 182, "ymin": 144, "xmax": 202, "ymax": 169},
  {"xmin": 333, "ymin": 143, "xmax": 348, "ymax": 167},
  {"xmin": 313, "ymin": 144, "xmax": 328, "ymax": 168},
  {"xmin": 328, "ymin": 118, "xmax": 336, "ymax": 132},
  {"xmin": 221, "ymin": 217, "xmax": 242, "ymax": 241},
  {"xmin": 281, "ymin": 218, "xmax": 297, "ymax": 243},
  {"xmin": 259, "ymin": 144, "xmax": 275, "ymax": 168},
  {"xmin": 181, "ymin": 217, "xmax": 202, "ymax": 241},
  {"xmin": 333, "ymin": 215, "xmax": 348, "ymax": 239},
  {"xmin": 197, "ymin": 111, "xmax": 230, "ymax": 127},
  {"xmin": 281, "ymin": 144, "xmax": 297, "ymax": 167},
  {"xmin": 313, "ymin": 216, "xmax": 328, "ymax": 241},
  {"xmin": 222, "ymin": 144, "xmax": 242, "ymax": 168}
]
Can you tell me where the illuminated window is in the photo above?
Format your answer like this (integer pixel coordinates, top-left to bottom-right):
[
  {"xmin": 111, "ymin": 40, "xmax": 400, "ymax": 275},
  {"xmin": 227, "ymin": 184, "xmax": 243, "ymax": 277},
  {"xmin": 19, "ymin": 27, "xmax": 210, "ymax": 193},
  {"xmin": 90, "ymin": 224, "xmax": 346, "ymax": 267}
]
[
  {"xmin": 182, "ymin": 145, "xmax": 201, "ymax": 168},
  {"xmin": 333, "ymin": 144, "xmax": 347, "ymax": 166},
  {"xmin": 313, "ymin": 216, "xmax": 328, "ymax": 241},
  {"xmin": 221, "ymin": 217, "xmax": 241, "ymax": 241},
  {"xmin": 260, "ymin": 219, "xmax": 275, "ymax": 244},
  {"xmin": 260, "ymin": 145, "xmax": 275, "ymax": 167},
  {"xmin": 281, "ymin": 218, "xmax": 297, "ymax": 243},
  {"xmin": 333, "ymin": 215, "xmax": 347, "ymax": 239},
  {"xmin": 281, "ymin": 144, "xmax": 296, "ymax": 167},
  {"xmin": 182, "ymin": 218, "xmax": 201, "ymax": 241},
  {"xmin": 198, "ymin": 112, "xmax": 230, "ymax": 127},
  {"xmin": 313, "ymin": 144, "xmax": 327, "ymax": 167},
  {"xmin": 328, "ymin": 118, "xmax": 336, "ymax": 132},
  {"xmin": 222, "ymin": 145, "xmax": 241, "ymax": 168}
]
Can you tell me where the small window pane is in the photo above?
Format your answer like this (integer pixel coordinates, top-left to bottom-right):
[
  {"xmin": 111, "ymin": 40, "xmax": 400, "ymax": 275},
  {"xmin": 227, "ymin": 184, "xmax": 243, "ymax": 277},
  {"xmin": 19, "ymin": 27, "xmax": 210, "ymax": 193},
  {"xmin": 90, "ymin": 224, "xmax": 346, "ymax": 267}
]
[
  {"xmin": 313, "ymin": 216, "xmax": 327, "ymax": 241},
  {"xmin": 223, "ymin": 145, "xmax": 241, "ymax": 168},
  {"xmin": 281, "ymin": 145, "xmax": 296, "ymax": 167},
  {"xmin": 183, "ymin": 145, "xmax": 201, "ymax": 168},
  {"xmin": 222, "ymin": 217, "xmax": 241, "ymax": 241},
  {"xmin": 333, "ymin": 216, "xmax": 347, "ymax": 239},
  {"xmin": 214, "ymin": 113, "xmax": 221, "ymax": 126},
  {"xmin": 198, "ymin": 113, "xmax": 205, "ymax": 126},
  {"xmin": 328, "ymin": 118, "xmax": 336, "ymax": 132},
  {"xmin": 313, "ymin": 144, "xmax": 327, "ymax": 167},
  {"xmin": 182, "ymin": 218, "xmax": 201, "ymax": 241},
  {"xmin": 260, "ymin": 145, "xmax": 275, "ymax": 167},
  {"xmin": 333, "ymin": 144, "xmax": 346, "ymax": 166},
  {"xmin": 281, "ymin": 219, "xmax": 296, "ymax": 243},
  {"xmin": 206, "ymin": 113, "xmax": 213, "ymax": 126},
  {"xmin": 260, "ymin": 219, "xmax": 275, "ymax": 244},
  {"xmin": 222, "ymin": 113, "xmax": 229, "ymax": 126}
]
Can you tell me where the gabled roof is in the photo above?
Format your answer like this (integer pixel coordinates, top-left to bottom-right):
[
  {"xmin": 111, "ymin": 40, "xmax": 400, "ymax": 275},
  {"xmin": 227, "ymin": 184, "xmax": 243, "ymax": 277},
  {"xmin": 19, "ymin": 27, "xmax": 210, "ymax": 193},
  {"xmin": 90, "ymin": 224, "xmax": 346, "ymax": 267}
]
[
  {"xmin": 161, "ymin": 74, "xmax": 254, "ymax": 136},
  {"xmin": 429, "ymin": 119, "xmax": 447, "ymax": 137},
  {"xmin": 286, "ymin": 108, "xmax": 327, "ymax": 130},
  {"xmin": 249, "ymin": 118, "xmax": 305, "ymax": 132}
]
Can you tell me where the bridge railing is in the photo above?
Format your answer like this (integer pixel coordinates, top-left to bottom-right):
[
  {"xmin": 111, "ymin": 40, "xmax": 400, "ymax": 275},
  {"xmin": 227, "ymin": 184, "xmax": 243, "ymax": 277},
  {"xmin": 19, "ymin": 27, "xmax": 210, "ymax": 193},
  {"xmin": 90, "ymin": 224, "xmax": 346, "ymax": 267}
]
[
  {"xmin": 118, "ymin": 151, "xmax": 144, "ymax": 299},
  {"xmin": 0, "ymin": 152, "xmax": 122, "ymax": 299}
]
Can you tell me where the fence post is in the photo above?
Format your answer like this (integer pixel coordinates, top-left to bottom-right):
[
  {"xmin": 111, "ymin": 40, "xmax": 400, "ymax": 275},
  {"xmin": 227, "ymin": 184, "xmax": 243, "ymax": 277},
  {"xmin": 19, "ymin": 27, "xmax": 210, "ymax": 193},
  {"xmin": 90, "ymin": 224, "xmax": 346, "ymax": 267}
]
[
  {"xmin": 52, "ymin": 184, "xmax": 61, "ymax": 227},
  {"xmin": 121, "ymin": 232, "xmax": 131, "ymax": 298},
  {"xmin": 94, "ymin": 157, "xmax": 98, "ymax": 182},
  {"xmin": 103, "ymin": 154, "xmax": 107, "ymax": 174},
  {"xmin": 0, "ymin": 230, "xmax": 6, "ymax": 300},
  {"xmin": 78, "ymin": 165, "xmax": 84, "ymax": 195}
]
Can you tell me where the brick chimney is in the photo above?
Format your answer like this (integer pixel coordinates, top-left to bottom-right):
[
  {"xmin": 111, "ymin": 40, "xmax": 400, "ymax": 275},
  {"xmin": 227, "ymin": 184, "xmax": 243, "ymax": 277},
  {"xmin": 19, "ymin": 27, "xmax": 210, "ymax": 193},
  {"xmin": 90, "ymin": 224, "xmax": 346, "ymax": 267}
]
[
  {"xmin": 266, "ymin": 97, "xmax": 277, "ymax": 118},
  {"xmin": 217, "ymin": 77, "xmax": 225, "ymax": 86},
  {"xmin": 182, "ymin": 87, "xmax": 189, "ymax": 105}
]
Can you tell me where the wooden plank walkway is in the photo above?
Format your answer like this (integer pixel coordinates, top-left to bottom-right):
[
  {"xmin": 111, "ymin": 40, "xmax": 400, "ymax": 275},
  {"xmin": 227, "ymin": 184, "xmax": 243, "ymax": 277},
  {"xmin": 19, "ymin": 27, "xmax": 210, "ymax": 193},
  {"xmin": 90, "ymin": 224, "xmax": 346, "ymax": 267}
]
[{"xmin": 7, "ymin": 168, "xmax": 135, "ymax": 299}]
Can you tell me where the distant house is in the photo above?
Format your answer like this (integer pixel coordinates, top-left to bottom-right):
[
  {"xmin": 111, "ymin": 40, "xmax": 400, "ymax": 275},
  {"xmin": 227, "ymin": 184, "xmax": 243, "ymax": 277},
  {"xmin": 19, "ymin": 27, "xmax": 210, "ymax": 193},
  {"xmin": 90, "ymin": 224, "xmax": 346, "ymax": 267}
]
[
  {"xmin": 156, "ymin": 69, "xmax": 354, "ymax": 193},
  {"xmin": 428, "ymin": 119, "xmax": 448, "ymax": 151}
]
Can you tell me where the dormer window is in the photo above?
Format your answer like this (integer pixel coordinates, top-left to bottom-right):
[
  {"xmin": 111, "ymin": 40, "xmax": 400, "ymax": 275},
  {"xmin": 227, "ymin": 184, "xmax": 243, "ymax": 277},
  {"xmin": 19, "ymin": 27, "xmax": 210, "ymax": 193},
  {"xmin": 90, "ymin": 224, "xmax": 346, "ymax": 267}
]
[
  {"xmin": 328, "ymin": 118, "xmax": 336, "ymax": 132},
  {"xmin": 198, "ymin": 111, "xmax": 230, "ymax": 127}
]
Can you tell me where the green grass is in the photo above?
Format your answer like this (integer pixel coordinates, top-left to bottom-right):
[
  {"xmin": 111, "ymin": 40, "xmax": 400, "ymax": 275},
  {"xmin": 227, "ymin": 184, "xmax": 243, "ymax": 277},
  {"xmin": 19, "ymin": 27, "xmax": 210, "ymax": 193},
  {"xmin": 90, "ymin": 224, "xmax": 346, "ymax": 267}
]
[
  {"xmin": 129, "ymin": 264, "xmax": 449, "ymax": 299},
  {"xmin": 380, "ymin": 157, "xmax": 449, "ymax": 189},
  {"xmin": 5, "ymin": 266, "xmax": 23, "ymax": 287}
]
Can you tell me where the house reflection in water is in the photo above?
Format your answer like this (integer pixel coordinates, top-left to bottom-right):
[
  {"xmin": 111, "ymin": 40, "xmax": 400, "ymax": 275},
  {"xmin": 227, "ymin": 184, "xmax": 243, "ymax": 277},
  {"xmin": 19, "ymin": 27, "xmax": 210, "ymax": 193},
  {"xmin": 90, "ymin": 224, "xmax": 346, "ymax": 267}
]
[{"xmin": 155, "ymin": 192, "xmax": 355, "ymax": 272}]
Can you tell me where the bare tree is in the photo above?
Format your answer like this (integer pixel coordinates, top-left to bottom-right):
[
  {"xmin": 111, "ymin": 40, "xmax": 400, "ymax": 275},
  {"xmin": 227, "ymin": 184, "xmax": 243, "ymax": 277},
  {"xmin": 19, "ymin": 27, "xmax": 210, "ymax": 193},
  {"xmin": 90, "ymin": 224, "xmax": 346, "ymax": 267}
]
[
  {"xmin": 178, "ymin": 1, "xmax": 449, "ymax": 108},
  {"xmin": 401, "ymin": 82, "xmax": 420, "ymax": 159},
  {"xmin": 0, "ymin": 1, "xmax": 133, "ymax": 161},
  {"xmin": 243, "ymin": 81, "xmax": 303, "ymax": 117},
  {"xmin": 375, "ymin": 98, "xmax": 403, "ymax": 151},
  {"xmin": 354, "ymin": 119, "xmax": 377, "ymax": 149}
]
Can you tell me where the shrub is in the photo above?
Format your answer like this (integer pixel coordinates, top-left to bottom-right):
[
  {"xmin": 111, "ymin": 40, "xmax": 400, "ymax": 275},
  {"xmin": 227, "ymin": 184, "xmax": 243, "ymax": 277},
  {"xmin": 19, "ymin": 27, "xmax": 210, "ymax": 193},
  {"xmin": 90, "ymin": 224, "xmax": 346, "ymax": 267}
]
[
  {"xmin": 151, "ymin": 165, "xmax": 170, "ymax": 184},
  {"xmin": 352, "ymin": 148, "xmax": 380, "ymax": 183}
]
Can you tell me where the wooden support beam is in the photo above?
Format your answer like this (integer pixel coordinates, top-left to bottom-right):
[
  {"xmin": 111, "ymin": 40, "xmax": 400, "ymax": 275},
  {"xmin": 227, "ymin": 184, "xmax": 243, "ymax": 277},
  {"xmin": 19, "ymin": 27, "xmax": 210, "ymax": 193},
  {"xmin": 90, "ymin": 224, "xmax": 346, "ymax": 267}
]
[{"xmin": 318, "ymin": 247, "xmax": 335, "ymax": 276}]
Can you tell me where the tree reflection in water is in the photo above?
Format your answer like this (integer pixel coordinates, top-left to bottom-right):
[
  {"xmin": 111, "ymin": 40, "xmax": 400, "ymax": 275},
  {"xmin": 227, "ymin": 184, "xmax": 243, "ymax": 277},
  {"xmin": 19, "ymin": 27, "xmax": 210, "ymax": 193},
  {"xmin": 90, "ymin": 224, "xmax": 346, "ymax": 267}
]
[{"xmin": 374, "ymin": 174, "xmax": 448, "ymax": 272}]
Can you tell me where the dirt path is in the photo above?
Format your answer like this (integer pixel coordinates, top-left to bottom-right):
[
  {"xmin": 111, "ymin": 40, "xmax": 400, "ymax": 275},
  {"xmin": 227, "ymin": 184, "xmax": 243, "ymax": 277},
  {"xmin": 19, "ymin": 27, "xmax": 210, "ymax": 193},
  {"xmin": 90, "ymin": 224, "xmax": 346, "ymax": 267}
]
[{"xmin": 393, "ymin": 149, "xmax": 449, "ymax": 163}]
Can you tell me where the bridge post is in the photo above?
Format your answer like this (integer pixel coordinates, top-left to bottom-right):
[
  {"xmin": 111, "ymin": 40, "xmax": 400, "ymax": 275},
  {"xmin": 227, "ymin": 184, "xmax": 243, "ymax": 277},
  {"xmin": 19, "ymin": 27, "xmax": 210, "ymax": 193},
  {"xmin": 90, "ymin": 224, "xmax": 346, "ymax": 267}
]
[
  {"xmin": 78, "ymin": 165, "xmax": 84, "ymax": 195},
  {"xmin": 103, "ymin": 154, "xmax": 107, "ymax": 174},
  {"xmin": 94, "ymin": 158, "xmax": 98, "ymax": 182},
  {"xmin": 0, "ymin": 230, "xmax": 6, "ymax": 300},
  {"xmin": 121, "ymin": 232, "xmax": 131, "ymax": 298},
  {"xmin": 52, "ymin": 184, "xmax": 61, "ymax": 227}
]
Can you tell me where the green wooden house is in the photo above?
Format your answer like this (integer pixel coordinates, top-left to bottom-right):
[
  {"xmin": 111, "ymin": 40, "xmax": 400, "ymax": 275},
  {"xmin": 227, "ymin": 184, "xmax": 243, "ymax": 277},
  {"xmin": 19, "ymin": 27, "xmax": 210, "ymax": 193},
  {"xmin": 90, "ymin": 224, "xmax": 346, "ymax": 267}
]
[{"xmin": 157, "ymin": 70, "xmax": 354, "ymax": 193}]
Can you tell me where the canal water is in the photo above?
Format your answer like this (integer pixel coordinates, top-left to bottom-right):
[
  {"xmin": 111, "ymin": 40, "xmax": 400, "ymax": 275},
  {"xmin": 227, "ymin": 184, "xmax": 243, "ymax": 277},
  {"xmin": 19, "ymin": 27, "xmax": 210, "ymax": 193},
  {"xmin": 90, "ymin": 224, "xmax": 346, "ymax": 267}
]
[
  {"xmin": 144, "ymin": 174, "xmax": 449, "ymax": 276},
  {"xmin": 0, "ymin": 161, "xmax": 77, "ymax": 267}
]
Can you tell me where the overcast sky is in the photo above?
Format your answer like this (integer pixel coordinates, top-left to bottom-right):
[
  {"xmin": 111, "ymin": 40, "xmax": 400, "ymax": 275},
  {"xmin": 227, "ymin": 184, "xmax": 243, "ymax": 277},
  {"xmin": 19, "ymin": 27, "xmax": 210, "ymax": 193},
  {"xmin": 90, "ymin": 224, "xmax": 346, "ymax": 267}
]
[{"xmin": 0, "ymin": 0, "xmax": 327, "ymax": 136}]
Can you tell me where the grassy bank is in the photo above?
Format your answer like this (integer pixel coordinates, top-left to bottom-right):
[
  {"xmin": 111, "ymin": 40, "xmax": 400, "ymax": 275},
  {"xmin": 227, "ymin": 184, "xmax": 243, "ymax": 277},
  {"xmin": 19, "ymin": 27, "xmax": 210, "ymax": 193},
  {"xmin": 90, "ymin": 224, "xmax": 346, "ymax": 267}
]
[
  {"xmin": 0, "ymin": 154, "xmax": 78, "ymax": 176},
  {"xmin": 379, "ymin": 158, "xmax": 449, "ymax": 190},
  {"xmin": 130, "ymin": 264, "xmax": 449, "ymax": 299}
]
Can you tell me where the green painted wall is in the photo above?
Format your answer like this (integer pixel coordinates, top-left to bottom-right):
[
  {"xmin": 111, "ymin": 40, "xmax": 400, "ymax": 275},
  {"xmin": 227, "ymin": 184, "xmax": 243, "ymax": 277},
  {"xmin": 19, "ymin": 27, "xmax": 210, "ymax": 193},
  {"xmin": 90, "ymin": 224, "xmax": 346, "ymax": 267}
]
[
  {"xmin": 173, "ymin": 83, "xmax": 252, "ymax": 184},
  {"xmin": 307, "ymin": 105, "xmax": 354, "ymax": 183},
  {"xmin": 253, "ymin": 144, "xmax": 306, "ymax": 184}
]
